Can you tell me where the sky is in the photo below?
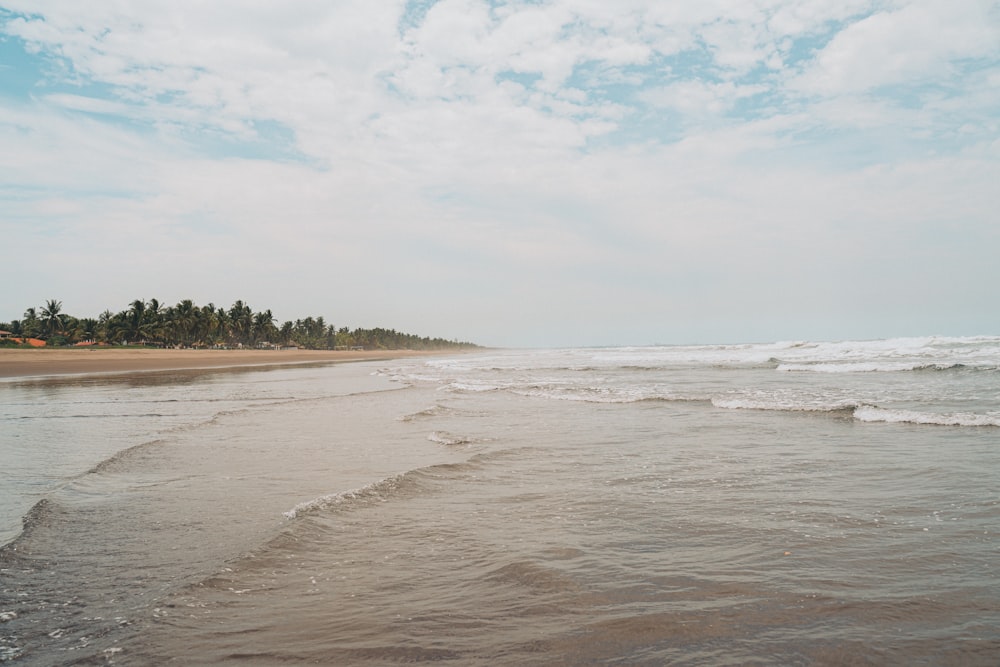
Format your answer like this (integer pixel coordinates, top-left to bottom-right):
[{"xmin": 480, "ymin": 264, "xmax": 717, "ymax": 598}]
[{"xmin": 1, "ymin": 0, "xmax": 998, "ymax": 347}]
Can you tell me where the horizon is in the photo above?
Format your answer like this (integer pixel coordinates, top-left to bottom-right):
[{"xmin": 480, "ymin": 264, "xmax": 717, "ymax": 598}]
[{"xmin": 2, "ymin": 2, "xmax": 998, "ymax": 348}]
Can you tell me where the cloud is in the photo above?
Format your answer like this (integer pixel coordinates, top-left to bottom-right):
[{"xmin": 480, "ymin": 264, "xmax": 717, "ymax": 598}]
[
  {"xmin": 641, "ymin": 80, "xmax": 767, "ymax": 116},
  {"xmin": 792, "ymin": 0, "xmax": 1000, "ymax": 96},
  {"xmin": 43, "ymin": 92, "xmax": 130, "ymax": 115},
  {"xmin": 1, "ymin": 1, "xmax": 999, "ymax": 345}
]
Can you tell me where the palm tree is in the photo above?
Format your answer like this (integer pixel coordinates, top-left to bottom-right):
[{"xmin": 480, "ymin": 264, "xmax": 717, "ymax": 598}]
[
  {"xmin": 97, "ymin": 310, "xmax": 115, "ymax": 343},
  {"xmin": 170, "ymin": 299, "xmax": 198, "ymax": 347},
  {"xmin": 78, "ymin": 318, "xmax": 99, "ymax": 343},
  {"xmin": 228, "ymin": 301, "xmax": 253, "ymax": 347},
  {"xmin": 336, "ymin": 327, "xmax": 352, "ymax": 348},
  {"xmin": 125, "ymin": 299, "xmax": 146, "ymax": 344},
  {"xmin": 21, "ymin": 308, "xmax": 40, "ymax": 338},
  {"xmin": 145, "ymin": 299, "xmax": 166, "ymax": 344},
  {"xmin": 279, "ymin": 321, "xmax": 294, "ymax": 347},
  {"xmin": 214, "ymin": 306, "xmax": 231, "ymax": 348},
  {"xmin": 40, "ymin": 299, "xmax": 64, "ymax": 338},
  {"xmin": 196, "ymin": 304, "xmax": 219, "ymax": 347},
  {"xmin": 106, "ymin": 311, "xmax": 131, "ymax": 344},
  {"xmin": 251, "ymin": 310, "xmax": 276, "ymax": 347}
]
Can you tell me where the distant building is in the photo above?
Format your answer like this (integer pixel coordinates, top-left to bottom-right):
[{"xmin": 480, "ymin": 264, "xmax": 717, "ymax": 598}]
[
  {"xmin": 10, "ymin": 337, "xmax": 46, "ymax": 347},
  {"xmin": 0, "ymin": 330, "xmax": 12, "ymax": 339}
]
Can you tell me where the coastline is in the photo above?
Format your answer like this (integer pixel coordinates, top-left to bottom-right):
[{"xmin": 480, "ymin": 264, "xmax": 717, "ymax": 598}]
[{"xmin": 0, "ymin": 348, "xmax": 448, "ymax": 379}]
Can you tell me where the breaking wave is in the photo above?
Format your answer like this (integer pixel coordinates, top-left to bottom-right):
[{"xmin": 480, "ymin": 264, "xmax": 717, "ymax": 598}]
[
  {"xmin": 282, "ymin": 448, "xmax": 545, "ymax": 521},
  {"xmin": 399, "ymin": 405, "xmax": 454, "ymax": 421},
  {"xmin": 427, "ymin": 431, "xmax": 479, "ymax": 447},
  {"xmin": 713, "ymin": 399, "xmax": 999, "ymax": 427},
  {"xmin": 282, "ymin": 460, "xmax": 479, "ymax": 520},
  {"xmin": 776, "ymin": 362, "xmax": 993, "ymax": 374},
  {"xmin": 711, "ymin": 397, "xmax": 859, "ymax": 413},
  {"xmin": 852, "ymin": 406, "xmax": 1000, "ymax": 427},
  {"xmin": 282, "ymin": 474, "xmax": 414, "ymax": 520},
  {"xmin": 1, "ymin": 498, "xmax": 61, "ymax": 551}
]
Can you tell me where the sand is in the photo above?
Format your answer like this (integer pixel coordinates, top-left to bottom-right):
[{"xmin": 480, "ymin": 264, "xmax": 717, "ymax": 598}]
[{"xmin": 0, "ymin": 348, "xmax": 445, "ymax": 379}]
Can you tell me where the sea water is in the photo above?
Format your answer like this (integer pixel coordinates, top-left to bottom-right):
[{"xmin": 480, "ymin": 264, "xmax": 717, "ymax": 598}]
[{"xmin": 1, "ymin": 337, "xmax": 999, "ymax": 665}]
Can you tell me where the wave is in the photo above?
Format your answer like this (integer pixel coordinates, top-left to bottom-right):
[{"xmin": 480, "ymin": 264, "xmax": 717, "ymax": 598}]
[
  {"xmin": 853, "ymin": 406, "xmax": 1000, "ymax": 427},
  {"xmin": 485, "ymin": 559, "xmax": 581, "ymax": 593},
  {"xmin": 711, "ymin": 397, "xmax": 858, "ymax": 413},
  {"xmin": 282, "ymin": 447, "xmax": 547, "ymax": 521},
  {"xmin": 4, "ymin": 412, "xmax": 179, "ymax": 421},
  {"xmin": 447, "ymin": 381, "xmax": 505, "ymax": 393},
  {"xmin": 283, "ymin": 473, "xmax": 413, "ymax": 520},
  {"xmin": 398, "ymin": 404, "xmax": 459, "ymax": 422},
  {"xmin": 776, "ymin": 362, "xmax": 993, "ymax": 374},
  {"xmin": 427, "ymin": 431, "xmax": 480, "ymax": 447},
  {"xmin": 21, "ymin": 497, "xmax": 57, "ymax": 532},
  {"xmin": 0, "ymin": 498, "xmax": 61, "ymax": 552},
  {"xmin": 282, "ymin": 460, "xmax": 475, "ymax": 520},
  {"xmin": 425, "ymin": 336, "xmax": 1000, "ymax": 372},
  {"xmin": 713, "ymin": 398, "xmax": 999, "ymax": 427},
  {"xmin": 508, "ymin": 385, "xmax": 708, "ymax": 404},
  {"xmin": 86, "ymin": 437, "xmax": 172, "ymax": 474},
  {"xmin": 439, "ymin": 377, "xmax": 714, "ymax": 405}
]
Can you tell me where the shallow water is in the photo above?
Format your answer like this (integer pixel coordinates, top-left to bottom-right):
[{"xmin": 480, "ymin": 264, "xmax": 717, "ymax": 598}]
[{"xmin": 2, "ymin": 342, "xmax": 999, "ymax": 665}]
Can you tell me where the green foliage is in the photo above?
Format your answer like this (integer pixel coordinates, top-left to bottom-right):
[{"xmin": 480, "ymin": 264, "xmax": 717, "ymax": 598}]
[{"xmin": 5, "ymin": 298, "xmax": 480, "ymax": 351}]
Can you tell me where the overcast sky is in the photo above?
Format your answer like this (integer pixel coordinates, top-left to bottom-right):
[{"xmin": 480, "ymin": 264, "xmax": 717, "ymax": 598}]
[{"xmin": 1, "ymin": 1, "xmax": 998, "ymax": 347}]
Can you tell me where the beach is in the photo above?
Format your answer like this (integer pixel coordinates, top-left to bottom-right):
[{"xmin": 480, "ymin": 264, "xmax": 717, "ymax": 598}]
[{"xmin": 0, "ymin": 347, "xmax": 443, "ymax": 379}]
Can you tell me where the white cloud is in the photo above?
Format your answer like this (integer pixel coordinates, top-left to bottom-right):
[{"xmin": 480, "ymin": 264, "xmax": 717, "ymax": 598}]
[
  {"xmin": 1, "ymin": 0, "xmax": 999, "ymax": 344},
  {"xmin": 792, "ymin": 0, "xmax": 1000, "ymax": 96},
  {"xmin": 642, "ymin": 80, "xmax": 766, "ymax": 115},
  {"xmin": 42, "ymin": 92, "xmax": 129, "ymax": 115},
  {"xmin": 766, "ymin": 0, "xmax": 879, "ymax": 38}
]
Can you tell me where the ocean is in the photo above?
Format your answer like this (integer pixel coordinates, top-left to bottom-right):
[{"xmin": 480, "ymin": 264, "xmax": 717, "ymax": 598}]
[{"xmin": 2, "ymin": 337, "xmax": 999, "ymax": 665}]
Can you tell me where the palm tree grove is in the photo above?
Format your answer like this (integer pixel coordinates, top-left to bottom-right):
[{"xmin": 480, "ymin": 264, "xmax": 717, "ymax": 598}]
[{"xmin": 1, "ymin": 299, "xmax": 478, "ymax": 351}]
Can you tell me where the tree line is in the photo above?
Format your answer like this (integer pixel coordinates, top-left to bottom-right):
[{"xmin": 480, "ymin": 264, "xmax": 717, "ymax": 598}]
[{"xmin": 1, "ymin": 299, "xmax": 479, "ymax": 351}]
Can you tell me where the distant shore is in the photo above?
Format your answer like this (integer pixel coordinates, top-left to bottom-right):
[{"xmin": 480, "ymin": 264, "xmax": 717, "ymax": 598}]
[{"xmin": 0, "ymin": 348, "xmax": 448, "ymax": 379}]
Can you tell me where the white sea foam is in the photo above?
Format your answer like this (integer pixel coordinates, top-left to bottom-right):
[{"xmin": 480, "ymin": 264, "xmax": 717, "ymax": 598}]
[
  {"xmin": 427, "ymin": 431, "xmax": 474, "ymax": 446},
  {"xmin": 710, "ymin": 396, "xmax": 1000, "ymax": 426},
  {"xmin": 382, "ymin": 336, "xmax": 1000, "ymax": 428},
  {"xmin": 0, "ymin": 645, "xmax": 23, "ymax": 662},
  {"xmin": 447, "ymin": 381, "xmax": 504, "ymax": 393},
  {"xmin": 283, "ymin": 475, "xmax": 404, "ymax": 519},
  {"xmin": 411, "ymin": 336, "xmax": 1000, "ymax": 379},
  {"xmin": 853, "ymin": 406, "xmax": 1000, "ymax": 427},
  {"xmin": 776, "ymin": 362, "xmax": 962, "ymax": 373},
  {"xmin": 712, "ymin": 396, "xmax": 856, "ymax": 413},
  {"xmin": 508, "ymin": 383, "xmax": 694, "ymax": 404},
  {"xmin": 399, "ymin": 405, "xmax": 454, "ymax": 422}
]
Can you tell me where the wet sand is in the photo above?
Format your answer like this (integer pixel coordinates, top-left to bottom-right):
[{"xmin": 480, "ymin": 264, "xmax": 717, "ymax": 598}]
[{"xmin": 0, "ymin": 348, "xmax": 446, "ymax": 379}]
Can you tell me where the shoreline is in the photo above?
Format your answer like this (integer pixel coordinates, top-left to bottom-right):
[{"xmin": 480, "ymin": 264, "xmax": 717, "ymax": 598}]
[{"xmin": 0, "ymin": 348, "xmax": 451, "ymax": 380}]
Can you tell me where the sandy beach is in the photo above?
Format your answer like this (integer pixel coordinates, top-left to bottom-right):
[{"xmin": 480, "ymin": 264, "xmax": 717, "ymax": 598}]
[{"xmin": 0, "ymin": 347, "xmax": 444, "ymax": 379}]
